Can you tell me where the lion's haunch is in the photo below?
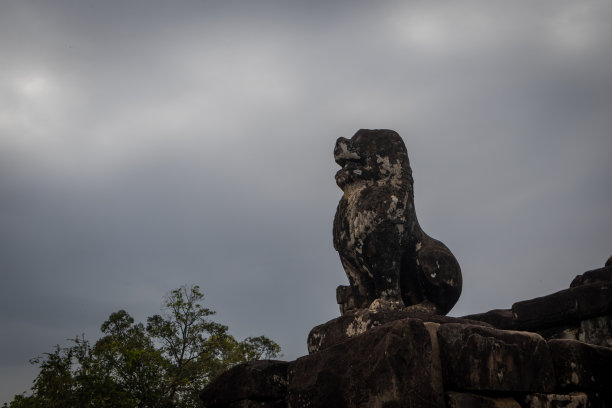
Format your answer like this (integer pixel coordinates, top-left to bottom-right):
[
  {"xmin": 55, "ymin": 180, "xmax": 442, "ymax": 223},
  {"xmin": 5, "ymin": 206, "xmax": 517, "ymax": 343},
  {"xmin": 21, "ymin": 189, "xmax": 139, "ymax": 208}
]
[{"xmin": 333, "ymin": 129, "xmax": 462, "ymax": 316}]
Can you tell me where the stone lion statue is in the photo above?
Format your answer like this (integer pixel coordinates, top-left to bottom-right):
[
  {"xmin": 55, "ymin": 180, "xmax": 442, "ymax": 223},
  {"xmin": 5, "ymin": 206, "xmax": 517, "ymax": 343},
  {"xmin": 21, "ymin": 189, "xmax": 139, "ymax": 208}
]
[{"xmin": 333, "ymin": 129, "xmax": 462, "ymax": 315}]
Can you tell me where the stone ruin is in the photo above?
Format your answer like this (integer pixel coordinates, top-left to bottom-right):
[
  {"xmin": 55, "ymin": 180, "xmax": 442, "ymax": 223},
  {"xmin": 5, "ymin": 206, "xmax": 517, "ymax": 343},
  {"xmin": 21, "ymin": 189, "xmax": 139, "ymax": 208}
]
[{"xmin": 200, "ymin": 130, "xmax": 612, "ymax": 407}]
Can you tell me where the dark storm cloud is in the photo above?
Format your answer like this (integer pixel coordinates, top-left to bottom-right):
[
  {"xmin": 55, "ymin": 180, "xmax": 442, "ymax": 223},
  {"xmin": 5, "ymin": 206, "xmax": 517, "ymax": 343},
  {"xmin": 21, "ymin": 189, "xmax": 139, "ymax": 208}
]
[{"xmin": 2, "ymin": 0, "xmax": 612, "ymax": 402}]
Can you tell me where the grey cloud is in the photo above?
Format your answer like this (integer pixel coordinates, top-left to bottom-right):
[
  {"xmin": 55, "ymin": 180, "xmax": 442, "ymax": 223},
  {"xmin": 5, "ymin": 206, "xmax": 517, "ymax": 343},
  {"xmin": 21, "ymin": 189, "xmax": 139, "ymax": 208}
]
[{"xmin": 2, "ymin": 0, "xmax": 612, "ymax": 403}]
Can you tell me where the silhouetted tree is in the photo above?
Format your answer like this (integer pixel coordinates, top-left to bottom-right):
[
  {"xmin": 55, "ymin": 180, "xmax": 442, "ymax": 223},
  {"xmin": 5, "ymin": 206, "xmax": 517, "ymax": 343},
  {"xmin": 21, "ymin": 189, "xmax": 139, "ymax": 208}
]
[{"xmin": 3, "ymin": 285, "xmax": 281, "ymax": 408}]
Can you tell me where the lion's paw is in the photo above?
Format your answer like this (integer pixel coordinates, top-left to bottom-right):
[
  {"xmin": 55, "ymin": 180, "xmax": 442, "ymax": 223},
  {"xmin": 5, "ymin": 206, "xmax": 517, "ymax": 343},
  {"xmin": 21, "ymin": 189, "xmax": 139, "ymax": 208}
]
[{"xmin": 368, "ymin": 298, "xmax": 404, "ymax": 312}]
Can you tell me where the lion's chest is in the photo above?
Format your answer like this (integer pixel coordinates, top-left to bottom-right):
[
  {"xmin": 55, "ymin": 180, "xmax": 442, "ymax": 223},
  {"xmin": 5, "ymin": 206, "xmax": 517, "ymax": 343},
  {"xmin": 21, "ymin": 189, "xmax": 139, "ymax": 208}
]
[{"xmin": 333, "ymin": 185, "xmax": 410, "ymax": 258}]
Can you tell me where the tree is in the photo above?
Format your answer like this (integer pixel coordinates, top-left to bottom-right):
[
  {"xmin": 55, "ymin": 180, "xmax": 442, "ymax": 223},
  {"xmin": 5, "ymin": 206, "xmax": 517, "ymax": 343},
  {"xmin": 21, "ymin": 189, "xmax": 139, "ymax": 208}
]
[
  {"xmin": 3, "ymin": 285, "xmax": 281, "ymax": 408},
  {"xmin": 146, "ymin": 285, "xmax": 280, "ymax": 406},
  {"xmin": 91, "ymin": 310, "xmax": 168, "ymax": 407}
]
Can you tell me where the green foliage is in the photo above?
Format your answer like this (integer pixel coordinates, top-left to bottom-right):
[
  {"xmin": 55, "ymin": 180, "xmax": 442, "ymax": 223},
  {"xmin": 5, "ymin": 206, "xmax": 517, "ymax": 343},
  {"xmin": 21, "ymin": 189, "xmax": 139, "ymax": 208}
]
[{"xmin": 3, "ymin": 285, "xmax": 281, "ymax": 408}]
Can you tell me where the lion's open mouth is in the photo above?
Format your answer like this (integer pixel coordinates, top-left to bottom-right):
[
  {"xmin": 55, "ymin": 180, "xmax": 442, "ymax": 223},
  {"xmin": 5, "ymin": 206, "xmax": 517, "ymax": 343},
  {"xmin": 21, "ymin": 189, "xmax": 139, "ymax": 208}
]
[
  {"xmin": 335, "ymin": 159, "xmax": 364, "ymax": 189},
  {"xmin": 334, "ymin": 137, "xmax": 367, "ymax": 189},
  {"xmin": 334, "ymin": 139, "xmax": 361, "ymax": 166},
  {"xmin": 335, "ymin": 155, "xmax": 360, "ymax": 167}
]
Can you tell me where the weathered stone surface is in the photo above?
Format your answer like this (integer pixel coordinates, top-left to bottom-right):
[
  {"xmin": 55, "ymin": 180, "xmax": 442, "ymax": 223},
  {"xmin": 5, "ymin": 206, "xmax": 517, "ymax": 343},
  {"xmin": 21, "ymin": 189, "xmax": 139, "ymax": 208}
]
[
  {"xmin": 585, "ymin": 392, "xmax": 612, "ymax": 408},
  {"xmin": 199, "ymin": 360, "xmax": 288, "ymax": 408},
  {"xmin": 570, "ymin": 266, "xmax": 612, "ymax": 288},
  {"xmin": 573, "ymin": 284, "xmax": 612, "ymax": 318},
  {"xmin": 333, "ymin": 129, "xmax": 462, "ymax": 316},
  {"xmin": 512, "ymin": 290, "xmax": 576, "ymax": 331},
  {"xmin": 446, "ymin": 392, "xmax": 520, "ymax": 408},
  {"xmin": 227, "ymin": 400, "xmax": 286, "ymax": 408},
  {"xmin": 538, "ymin": 325, "xmax": 579, "ymax": 341},
  {"xmin": 307, "ymin": 308, "xmax": 491, "ymax": 353},
  {"xmin": 578, "ymin": 315, "xmax": 612, "ymax": 347},
  {"xmin": 461, "ymin": 309, "xmax": 517, "ymax": 330},
  {"xmin": 512, "ymin": 283, "xmax": 612, "ymax": 331},
  {"xmin": 522, "ymin": 392, "xmax": 588, "ymax": 408},
  {"xmin": 437, "ymin": 324, "xmax": 555, "ymax": 392},
  {"xmin": 548, "ymin": 339, "xmax": 612, "ymax": 392},
  {"xmin": 289, "ymin": 318, "xmax": 444, "ymax": 408}
]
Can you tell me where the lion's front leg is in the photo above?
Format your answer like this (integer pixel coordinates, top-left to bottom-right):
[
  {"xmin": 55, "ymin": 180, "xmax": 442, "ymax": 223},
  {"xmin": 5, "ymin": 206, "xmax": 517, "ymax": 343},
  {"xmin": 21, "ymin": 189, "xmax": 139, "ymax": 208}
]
[
  {"xmin": 339, "ymin": 256, "xmax": 374, "ymax": 312},
  {"xmin": 362, "ymin": 220, "xmax": 405, "ymax": 310}
]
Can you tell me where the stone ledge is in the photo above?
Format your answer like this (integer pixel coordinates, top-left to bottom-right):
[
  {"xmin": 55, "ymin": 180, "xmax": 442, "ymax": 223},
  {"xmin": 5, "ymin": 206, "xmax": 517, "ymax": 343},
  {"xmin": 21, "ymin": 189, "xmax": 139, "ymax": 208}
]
[
  {"xmin": 570, "ymin": 265, "xmax": 612, "ymax": 288},
  {"xmin": 461, "ymin": 281, "xmax": 612, "ymax": 334},
  {"xmin": 461, "ymin": 309, "xmax": 517, "ymax": 330},
  {"xmin": 463, "ymin": 266, "xmax": 612, "ymax": 336},
  {"xmin": 512, "ymin": 282, "xmax": 612, "ymax": 331},
  {"xmin": 307, "ymin": 308, "xmax": 491, "ymax": 353}
]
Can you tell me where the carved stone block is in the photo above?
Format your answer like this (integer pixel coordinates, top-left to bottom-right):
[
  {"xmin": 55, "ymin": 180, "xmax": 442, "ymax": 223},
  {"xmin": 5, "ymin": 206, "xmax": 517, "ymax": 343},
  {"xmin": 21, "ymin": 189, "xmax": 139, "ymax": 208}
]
[
  {"xmin": 437, "ymin": 324, "xmax": 555, "ymax": 392},
  {"xmin": 548, "ymin": 339, "xmax": 612, "ymax": 392},
  {"xmin": 289, "ymin": 319, "xmax": 444, "ymax": 408}
]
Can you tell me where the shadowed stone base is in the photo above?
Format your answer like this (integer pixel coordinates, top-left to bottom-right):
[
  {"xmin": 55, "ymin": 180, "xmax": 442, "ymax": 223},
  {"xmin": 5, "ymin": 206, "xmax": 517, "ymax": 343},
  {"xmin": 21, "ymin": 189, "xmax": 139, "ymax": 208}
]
[{"xmin": 201, "ymin": 318, "xmax": 612, "ymax": 408}]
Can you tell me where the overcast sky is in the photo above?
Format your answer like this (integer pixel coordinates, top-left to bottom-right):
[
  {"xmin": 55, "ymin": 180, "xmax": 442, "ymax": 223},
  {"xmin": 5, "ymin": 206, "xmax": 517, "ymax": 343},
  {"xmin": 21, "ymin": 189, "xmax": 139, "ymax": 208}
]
[{"xmin": 1, "ymin": 0, "xmax": 612, "ymax": 402}]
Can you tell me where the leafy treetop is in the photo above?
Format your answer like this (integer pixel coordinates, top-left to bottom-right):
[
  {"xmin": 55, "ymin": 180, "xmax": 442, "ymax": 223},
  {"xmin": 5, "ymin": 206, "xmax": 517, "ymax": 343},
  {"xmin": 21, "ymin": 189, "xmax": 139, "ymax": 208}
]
[{"xmin": 3, "ymin": 285, "xmax": 281, "ymax": 408}]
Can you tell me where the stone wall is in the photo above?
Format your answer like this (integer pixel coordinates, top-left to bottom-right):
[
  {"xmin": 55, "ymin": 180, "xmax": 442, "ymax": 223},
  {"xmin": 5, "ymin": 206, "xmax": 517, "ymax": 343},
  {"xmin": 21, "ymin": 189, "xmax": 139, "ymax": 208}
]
[
  {"xmin": 200, "ymin": 264, "xmax": 612, "ymax": 408},
  {"xmin": 464, "ymin": 265, "xmax": 612, "ymax": 348}
]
